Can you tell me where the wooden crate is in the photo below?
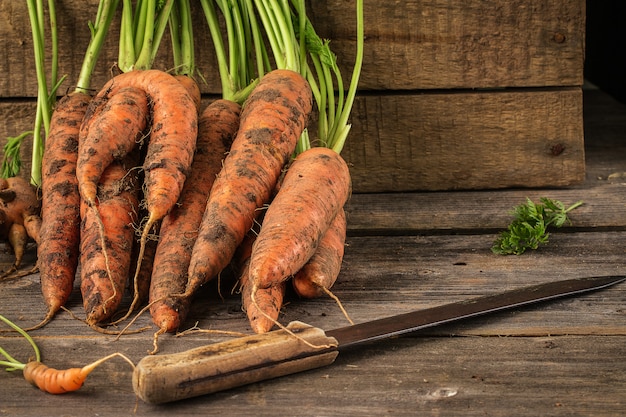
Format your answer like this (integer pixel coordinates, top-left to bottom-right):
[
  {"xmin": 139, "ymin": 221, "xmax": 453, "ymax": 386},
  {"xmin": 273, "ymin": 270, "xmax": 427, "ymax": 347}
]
[{"xmin": 0, "ymin": 0, "xmax": 586, "ymax": 192}]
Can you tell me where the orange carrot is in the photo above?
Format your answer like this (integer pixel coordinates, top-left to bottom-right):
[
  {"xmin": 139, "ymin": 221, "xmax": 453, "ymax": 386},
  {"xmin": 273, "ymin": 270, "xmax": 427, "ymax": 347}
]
[
  {"xmin": 148, "ymin": 99, "xmax": 240, "ymax": 338},
  {"xmin": 0, "ymin": 177, "xmax": 42, "ymax": 243},
  {"xmin": 37, "ymin": 92, "xmax": 91, "ymax": 323},
  {"xmin": 92, "ymin": 70, "xmax": 198, "ymax": 304},
  {"xmin": 22, "ymin": 353, "xmax": 134, "ymax": 394},
  {"xmin": 174, "ymin": 74, "xmax": 202, "ymax": 114},
  {"xmin": 248, "ymin": 146, "xmax": 351, "ymax": 294},
  {"xmin": 292, "ymin": 207, "xmax": 347, "ymax": 298},
  {"xmin": 76, "ymin": 86, "xmax": 149, "ymax": 207},
  {"xmin": 185, "ymin": 69, "xmax": 312, "ymax": 298},
  {"xmin": 236, "ymin": 230, "xmax": 287, "ymax": 334},
  {"xmin": 0, "ymin": 176, "xmax": 42, "ymax": 277},
  {"xmin": 0, "ymin": 223, "xmax": 28, "ymax": 278},
  {"xmin": 79, "ymin": 154, "xmax": 141, "ymax": 326},
  {"xmin": 125, "ymin": 218, "xmax": 159, "ymax": 312},
  {"xmin": 93, "ymin": 69, "xmax": 198, "ymax": 227}
]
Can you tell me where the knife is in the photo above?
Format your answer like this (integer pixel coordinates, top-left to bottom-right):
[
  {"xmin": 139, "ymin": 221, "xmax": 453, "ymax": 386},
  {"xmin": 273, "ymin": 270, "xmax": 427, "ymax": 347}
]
[{"xmin": 132, "ymin": 275, "xmax": 625, "ymax": 404}]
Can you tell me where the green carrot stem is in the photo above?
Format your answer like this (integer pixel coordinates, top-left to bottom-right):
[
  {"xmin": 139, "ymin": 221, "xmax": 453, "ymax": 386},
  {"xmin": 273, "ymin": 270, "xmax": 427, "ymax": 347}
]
[
  {"xmin": 329, "ymin": 0, "xmax": 363, "ymax": 153},
  {"xmin": 169, "ymin": 0, "xmax": 194, "ymax": 76},
  {"xmin": 168, "ymin": 4, "xmax": 182, "ymax": 70},
  {"xmin": 200, "ymin": 0, "xmax": 233, "ymax": 100},
  {"xmin": 28, "ymin": 0, "xmax": 50, "ymax": 185},
  {"xmin": 149, "ymin": 0, "xmax": 175, "ymax": 67},
  {"xmin": 118, "ymin": 0, "xmax": 136, "ymax": 72},
  {"xmin": 0, "ymin": 314, "xmax": 41, "ymax": 371},
  {"xmin": 76, "ymin": 0, "xmax": 120, "ymax": 93},
  {"xmin": 134, "ymin": 0, "xmax": 156, "ymax": 69},
  {"xmin": 47, "ymin": 0, "xmax": 58, "ymax": 103},
  {"xmin": 178, "ymin": 0, "xmax": 194, "ymax": 75}
]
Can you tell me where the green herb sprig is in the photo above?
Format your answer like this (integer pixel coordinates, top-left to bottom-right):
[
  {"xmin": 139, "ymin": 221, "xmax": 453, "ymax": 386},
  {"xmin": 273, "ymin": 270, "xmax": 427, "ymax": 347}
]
[{"xmin": 491, "ymin": 197, "xmax": 583, "ymax": 255}]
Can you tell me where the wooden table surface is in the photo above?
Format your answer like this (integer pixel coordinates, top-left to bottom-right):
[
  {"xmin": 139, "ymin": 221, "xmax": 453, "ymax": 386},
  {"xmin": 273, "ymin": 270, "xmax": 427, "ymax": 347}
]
[{"xmin": 1, "ymin": 89, "xmax": 625, "ymax": 416}]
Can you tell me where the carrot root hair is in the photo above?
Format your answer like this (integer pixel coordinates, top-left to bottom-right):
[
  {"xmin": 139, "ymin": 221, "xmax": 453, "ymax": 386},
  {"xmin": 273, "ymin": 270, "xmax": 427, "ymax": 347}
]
[
  {"xmin": 249, "ymin": 284, "xmax": 333, "ymax": 350},
  {"xmin": 317, "ymin": 284, "xmax": 354, "ymax": 325},
  {"xmin": 91, "ymin": 203, "xmax": 117, "ymax": 312}
]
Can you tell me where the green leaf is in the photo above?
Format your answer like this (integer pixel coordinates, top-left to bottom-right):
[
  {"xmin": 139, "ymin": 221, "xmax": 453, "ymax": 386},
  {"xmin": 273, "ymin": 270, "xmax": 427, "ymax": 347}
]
[{"xmin": 491, "ymin": 197, "xmax": 583, "ymax": 255}]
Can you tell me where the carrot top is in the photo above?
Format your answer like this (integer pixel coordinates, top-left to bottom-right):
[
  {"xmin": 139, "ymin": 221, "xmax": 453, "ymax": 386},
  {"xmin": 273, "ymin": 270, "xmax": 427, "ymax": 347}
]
[
  {"xmin": 0, "ymin": 314, "xmax": 41, "ymax": 372},
  {"xmin": 248, "ymin": 0, "xmax": 364, "ymax": 154},
  {"xmin": 1, "ymin": 0, "xmax": 119, "ymax": 184},
  {"xmin": 293, "ymin": 0, "xmax": 364, "ymax": 154},
  {"xmin": 118, "ymin": 0, "xmax": 174, "ymax": 72},
  {"xmin": 168, "ymin": 0, "xmax": 195, "ymax": 77},
  {"xmin": 200, "ymin": 0, "xmax": 263, "ymax": 103}
]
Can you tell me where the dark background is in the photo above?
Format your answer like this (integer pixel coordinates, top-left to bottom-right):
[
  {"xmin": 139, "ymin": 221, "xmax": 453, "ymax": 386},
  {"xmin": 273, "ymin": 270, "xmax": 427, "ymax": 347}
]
[{"xmin": 585, "ymin": 2, "xmax": 626, "ymax": 104}]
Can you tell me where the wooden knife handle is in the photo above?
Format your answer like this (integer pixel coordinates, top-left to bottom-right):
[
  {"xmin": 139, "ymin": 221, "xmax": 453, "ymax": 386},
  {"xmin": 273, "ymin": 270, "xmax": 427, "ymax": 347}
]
[{"xmin": 132, "ymin": 321, "xmax": 339, "ymax": 404}]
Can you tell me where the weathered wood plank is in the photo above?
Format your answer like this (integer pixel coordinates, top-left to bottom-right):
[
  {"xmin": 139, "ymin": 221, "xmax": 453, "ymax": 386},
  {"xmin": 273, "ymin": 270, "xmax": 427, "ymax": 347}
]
[
  {"xmin": 2, "ymin": 231, "xmax": 624, "ymax": 339},
  {"xmin": 345, "ymin": 183, "xmax": 626, "ymax": 234},
  {"xmin": 0, "ymin": 0, "xmax": 585, "ymax": 98},
  {"xmin": 342, "ymin": 88, "xmax": 584, "ymax": 192},
  {"xmin": 1, "ymin": 335, "xmax": 624, "ymax": 417},
  {"xmin": 0, "ymin": 88, "xmax": 585, "ymax": 192},
  {"xmin": 307, "ymin": 0, "xmax": 586, "ymax": 90},
  {"xmin": 2, "ymin": 229, "xmax": 625, "ymax": 415}
]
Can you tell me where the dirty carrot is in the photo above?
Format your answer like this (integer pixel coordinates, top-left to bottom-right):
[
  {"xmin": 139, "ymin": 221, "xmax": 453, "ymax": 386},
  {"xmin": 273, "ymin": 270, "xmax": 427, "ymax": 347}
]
[
  {"xmin": 0, "ymin": 176, "xmax": 42, "ymax": 277},
  {"xmin": 148, "ymin": 99, "xmax": 240, "ymax": 344},
  {"xmin": 36, "ymin": 92, "xmax": 91, "ymax": 326},
  {"xmin": 185, "ymin": 68, "xmax": 312, "ymax": 299},
  {"xmin": 248, "ymin": 146, "xmax": 351, "ymax": 295},
  {"xmin": 34, "ymin": 0, "xmax": 119, "ymax": 327},
  {"xmin": 76, "ymin": 86, "xmax": 149, "ymax": 206},
  {"xmin": 236, "ymin": 230, "xmax": 287, "ymax": 334},
  {"xmin": 91, "ymin": 69, "xmax": 199, "ymax": 302},
  {"xmin": 79, "ymin": 154, "xmax": 141, "ymax": 327},
  {"xmin": 76, "ymin": 87, "xmax": 149, "ymax": 300},
  {"xmin": 91, "ymin": 69, "xmax": 198, "ymax": 221},
  {"xmin": 117, "ymin": 76, "xmax": 202, "ymax": 324},
  {"xmin": 292, "ymin": 207, "xmax": 347, "ymax": 299},
  {"xmin": 174, "ymin": 74, "xmax": 201, "ymax": 113}
]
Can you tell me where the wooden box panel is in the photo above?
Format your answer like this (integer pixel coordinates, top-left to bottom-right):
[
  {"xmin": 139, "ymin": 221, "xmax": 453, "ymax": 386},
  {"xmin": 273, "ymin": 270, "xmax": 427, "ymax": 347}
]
[
  {"xmin": 0, "ymin": 0, "xmax": 585, "ymax": 97},
  {"xmin": 0, "ymin": 0, "xmax": 586, "ymax": 192},
  {"xmin": 343, "ymin": 88, "xmax": 584, "ymax": 192},
  {"xmin": 307, "ymin": 0, "xmax": 586, "ymax": 90}
]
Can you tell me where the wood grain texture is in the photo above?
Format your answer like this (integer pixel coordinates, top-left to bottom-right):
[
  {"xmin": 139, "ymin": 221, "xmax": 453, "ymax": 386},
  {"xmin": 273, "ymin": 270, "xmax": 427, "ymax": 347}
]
[
  {"xmin": 0, "ymin": 88, "xmax": 585, "ymax": 193},
  {"xmin": 0, "ymin": 0, "xmax": 585, "ymax": 97},
  {"xmin": 1, "ymin": 228, "xmax": 625, "ymax": 416},
  {"xmin": 345, "ymin": 184, "xmax": 626, "ymax": 234},
  {"xmin": 1, "ymin": 336, "xmax": 625, "ymax": 417},
  {"xmin": 306, "ymin": 0, "xmax": 586, "ymax": 90},
  {"xmin": 342, "ymin": 88, "xmax": 584, "ymax": 192}
]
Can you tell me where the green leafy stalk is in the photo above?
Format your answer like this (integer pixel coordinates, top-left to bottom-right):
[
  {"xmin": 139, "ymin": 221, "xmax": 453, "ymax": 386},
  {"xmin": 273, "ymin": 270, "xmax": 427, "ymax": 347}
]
[
  {"xmin": 119, "ymin": 0, "xmax": 174, "ymax": 72},
  {"xmin": 118, "ymin": 0, "xmax": 136, "ymax": 71},
  {"xmin": 492, "ymin": 198, "xmax": 584, "ymax": 255},
  {"xmin": 292, "ymin": 0, "xmax": 363, "ymax": 154},
  {"xmin": 76, "ymin": 0, "xmax": 120, "ymax": 93},
  {"xmin": 168, "ymin": 0, "xmax": 194, "ymax": 76},
  {"xmin": 19, "ymin": 0, "xmax": 55, "ymax": 185},
  {"xmin": 1, "ymin": 132, "xmax": 33, "ymax": 179},
  {"xmin": 200, "ymin": 0, "xmax": 263, "ymax": 103},
  {"xmin": 2, "ymin": 0, "xmax": 118, "ymax": 184},
  {"xmin": 253, "ymin": 0, "xmax": 302, "ymax": 73},
  {"xmin": 0, "ymin": 314, "xmax": 41, "ymax": 372}
]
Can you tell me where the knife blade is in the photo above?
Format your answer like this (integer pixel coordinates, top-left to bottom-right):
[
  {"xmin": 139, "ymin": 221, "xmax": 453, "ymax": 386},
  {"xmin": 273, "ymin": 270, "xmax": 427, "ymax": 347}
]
[{"xmin": 132, "ymin": 275, "xmax": 625, "ymax": 404}]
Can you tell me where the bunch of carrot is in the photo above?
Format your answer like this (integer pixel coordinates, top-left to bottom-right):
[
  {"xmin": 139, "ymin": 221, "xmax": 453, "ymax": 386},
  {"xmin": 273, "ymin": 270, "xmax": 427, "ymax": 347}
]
[{"xmin": 13, "ymin": 0, "xmax": 364, "ymax": 340}]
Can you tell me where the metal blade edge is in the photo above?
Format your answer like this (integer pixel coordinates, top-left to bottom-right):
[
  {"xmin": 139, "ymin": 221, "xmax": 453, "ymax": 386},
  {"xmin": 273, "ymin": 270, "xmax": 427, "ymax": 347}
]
[{"xmin": 326, "ymin": 275, "xmax": 626, "ymax": 349}]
